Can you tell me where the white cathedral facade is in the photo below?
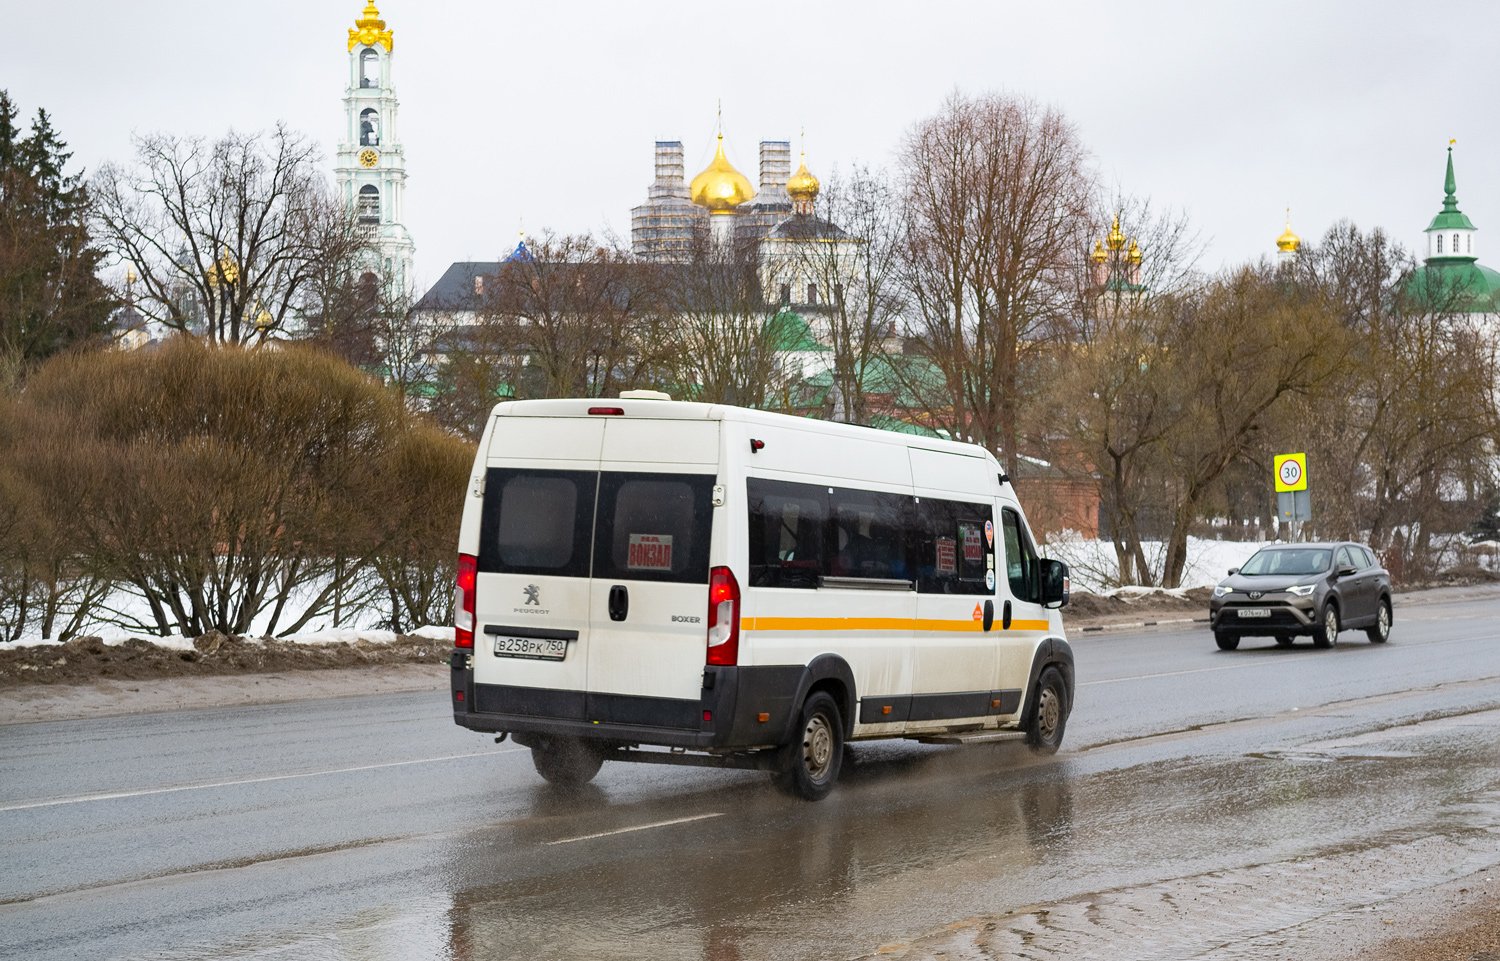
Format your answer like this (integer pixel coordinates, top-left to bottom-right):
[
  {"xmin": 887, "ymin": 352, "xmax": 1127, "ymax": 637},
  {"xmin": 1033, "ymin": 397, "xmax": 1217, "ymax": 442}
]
[{"xmin": 336, "ymin": 3, "xmax": 415, "ymax": 298}]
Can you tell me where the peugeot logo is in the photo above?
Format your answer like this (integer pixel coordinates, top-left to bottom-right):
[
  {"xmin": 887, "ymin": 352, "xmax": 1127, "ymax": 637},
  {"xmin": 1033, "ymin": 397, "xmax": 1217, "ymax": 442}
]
[
  {"xmin": 1248, "ymin": 591, "xmax": 1263, "ymax": 600},
  {"xmin": 523, "ymin": 584, "xmax": 540, "ymax": 606}
]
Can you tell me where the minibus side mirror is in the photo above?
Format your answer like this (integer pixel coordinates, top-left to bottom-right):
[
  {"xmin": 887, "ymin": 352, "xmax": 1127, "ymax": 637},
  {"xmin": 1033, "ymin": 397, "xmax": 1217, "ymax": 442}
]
[
  {"xmin": 1228, "ymin": 567, "xmax": 1240, "ymax": 576},
  {"xmin": 1041, "ymin": 559, "xmax": 1069, "ymax": 609}
]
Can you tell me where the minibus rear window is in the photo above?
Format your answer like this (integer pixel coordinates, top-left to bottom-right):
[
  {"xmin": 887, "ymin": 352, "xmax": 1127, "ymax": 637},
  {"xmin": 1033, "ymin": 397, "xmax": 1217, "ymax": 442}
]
[
  {"xmin": 593, "ymin": 472, "xmax": 715, "ymax": 584},
  {"xmin": 830, "ymin": 489, "xmax": 911, "ymax": 580},
  {"xmin": 478, "ymin": 469, "xmax": 597, "ymax": 577},
  {"xmin": 748, "ymin": 478, "xmax": 828, "ymax": 588}
]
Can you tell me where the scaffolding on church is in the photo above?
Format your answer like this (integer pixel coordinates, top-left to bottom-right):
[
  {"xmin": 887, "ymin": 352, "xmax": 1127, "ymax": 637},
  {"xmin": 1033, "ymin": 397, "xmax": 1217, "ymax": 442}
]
[{"xmin": 631, "ymin": 142, "xmax": 707, "ymax": 262}]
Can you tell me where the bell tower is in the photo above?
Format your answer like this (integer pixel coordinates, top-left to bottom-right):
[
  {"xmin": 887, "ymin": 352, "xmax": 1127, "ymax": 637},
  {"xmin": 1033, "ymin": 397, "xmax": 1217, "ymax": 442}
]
[{"xmin": 336, "ymin": 2, "xmax": 415, "ymax": 297}]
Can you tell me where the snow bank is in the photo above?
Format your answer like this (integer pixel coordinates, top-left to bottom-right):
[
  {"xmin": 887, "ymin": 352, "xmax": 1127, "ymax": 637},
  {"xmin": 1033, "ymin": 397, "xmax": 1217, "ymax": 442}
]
[{"xmin": 6, "ymin": 625, "xmax": 454, "ymax": 649}]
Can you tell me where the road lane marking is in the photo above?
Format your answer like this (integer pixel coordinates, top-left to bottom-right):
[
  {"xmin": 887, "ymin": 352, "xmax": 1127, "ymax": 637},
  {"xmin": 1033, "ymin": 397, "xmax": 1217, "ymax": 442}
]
[
  {"xmin": 544, "ymin": 812, "xmax": 723, "ymax": 845},
  {"xmin": 0, "ymin": 747, "xmax": 529, "ymax": 813},
  {"xmin": 1080, "ymin": 663, "xmax": 1272, "ymax": 686}
]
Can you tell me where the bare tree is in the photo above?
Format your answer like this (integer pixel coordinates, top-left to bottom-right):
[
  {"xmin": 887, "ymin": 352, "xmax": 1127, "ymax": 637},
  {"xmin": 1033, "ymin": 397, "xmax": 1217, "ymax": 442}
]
[
  {"xmin": 92, "ymin": 125, "xmax": 367, "ymax": 345},
  {"xmin": 664, "ymin": 232, "xmax": 789, "ymax": 406},
  {"xmin": 1156, "ymin": 267, "xmax": 1342, "ymax": 587},
  {"xmin": 1045, "ymin": 198, "xmax": 1204, "ymax": 585},
  {"xmin": 895, "ymin": 91, "xmax": 1095, "ymax": 473},
  {"xmin": 487, "ymin": 232, "xmax": 664, "ymax": 397},
  {"xmin": 776, "ymin": 164, "xmax": 907, "ymax": 423}
]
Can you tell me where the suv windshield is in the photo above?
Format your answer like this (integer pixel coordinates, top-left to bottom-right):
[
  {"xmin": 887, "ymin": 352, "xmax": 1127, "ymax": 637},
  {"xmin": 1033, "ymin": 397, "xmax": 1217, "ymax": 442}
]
[{"xmin": 1240, "ymin": 548, "xmax": 1332, "ymax": 577}]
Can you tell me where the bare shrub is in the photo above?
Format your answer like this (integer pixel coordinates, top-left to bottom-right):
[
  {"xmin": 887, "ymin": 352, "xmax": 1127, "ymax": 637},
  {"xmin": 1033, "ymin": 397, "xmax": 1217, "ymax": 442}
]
[{"xmin": 20, "ymin": 338, "xmax": 472, "ymax": 636}]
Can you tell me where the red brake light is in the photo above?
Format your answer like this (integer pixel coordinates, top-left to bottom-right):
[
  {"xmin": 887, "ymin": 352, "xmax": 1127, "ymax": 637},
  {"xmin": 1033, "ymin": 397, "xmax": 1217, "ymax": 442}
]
[
  {"xmin": 706, "ymin": 566, "xmax": 740, "ymax": 666},
  {"xmin": 455, "ymin": 553, "xmax": 477, "ymax": 648},
  {"xmin": 588, "ymin": 407, "xmax": 624, "ymax": 415}
]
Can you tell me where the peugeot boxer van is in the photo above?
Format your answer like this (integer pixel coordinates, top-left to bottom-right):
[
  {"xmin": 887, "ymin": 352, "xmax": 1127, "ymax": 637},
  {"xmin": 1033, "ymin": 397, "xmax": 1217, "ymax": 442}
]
[{"xmin": 449, "ymin": 394, "xmax": 1073, "ymax": 800}]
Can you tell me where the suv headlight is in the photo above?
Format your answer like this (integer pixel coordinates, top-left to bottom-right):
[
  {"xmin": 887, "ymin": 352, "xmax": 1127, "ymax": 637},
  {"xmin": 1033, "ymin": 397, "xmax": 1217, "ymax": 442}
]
[
  {"xmin": 1287, "ymin": 584, "xmax": 1316, "ymax": 597},
  {"xmin": 1213, "ymin": 585, "xmax": 1232, "ymax": 598}
]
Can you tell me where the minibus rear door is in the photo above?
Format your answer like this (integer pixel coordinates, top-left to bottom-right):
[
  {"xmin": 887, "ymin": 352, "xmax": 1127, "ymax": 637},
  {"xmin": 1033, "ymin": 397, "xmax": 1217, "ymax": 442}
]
[
  {"xmin": 585, "ymin": 419, "xmax": 721, "ymax": 723},
  {"xmin": 471, "ymin": 417, "xmax": 604, "ymax": 705}
]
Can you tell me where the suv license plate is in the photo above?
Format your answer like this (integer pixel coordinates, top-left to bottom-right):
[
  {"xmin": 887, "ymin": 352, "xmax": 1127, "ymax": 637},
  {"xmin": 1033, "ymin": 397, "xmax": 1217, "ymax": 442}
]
[
  {"xmin": 1237, "ymin": 608, "xmax": 1271, "ymax": 618},
  {"xmin": 494, "ymin": 636, "xmax": 568, "ymax": 660}
]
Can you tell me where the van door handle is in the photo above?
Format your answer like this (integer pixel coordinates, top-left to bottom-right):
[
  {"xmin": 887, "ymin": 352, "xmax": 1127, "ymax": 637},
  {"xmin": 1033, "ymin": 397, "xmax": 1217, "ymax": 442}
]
[
  {"xmin": 608, "ymin": 584, "xmax": 628, "ymax": 621},
  {"xmin": 982, "ymin": 600, "xmax": 994, "ymax": 632},
  {"xmin": 1002, "ymin": 600, "xmax": 1013, "ymax": 630}
]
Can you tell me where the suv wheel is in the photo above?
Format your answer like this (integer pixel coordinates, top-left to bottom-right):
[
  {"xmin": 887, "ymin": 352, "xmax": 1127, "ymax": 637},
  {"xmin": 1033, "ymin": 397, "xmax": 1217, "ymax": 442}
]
[
  {"xmin": 1313, "ymin": 604, "xmax": 1340, "ymax": 649},
  {"xmin": 777, "ymin": 691, "xmax": 844, "ymax": 801},
  {"xmin": 1214, "ymin": 631, "xmax": 1240, "ymax": 651},
  {"xmin": 1366, "ymin": 599, "xmax": 1391, "ymax": 644}
]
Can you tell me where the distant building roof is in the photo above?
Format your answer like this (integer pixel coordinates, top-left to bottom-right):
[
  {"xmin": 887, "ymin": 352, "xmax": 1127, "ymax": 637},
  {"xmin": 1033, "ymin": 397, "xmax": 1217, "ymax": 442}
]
[{"xmin": 414, "ymin": 261, "xmax": 499, "ymax": 311}]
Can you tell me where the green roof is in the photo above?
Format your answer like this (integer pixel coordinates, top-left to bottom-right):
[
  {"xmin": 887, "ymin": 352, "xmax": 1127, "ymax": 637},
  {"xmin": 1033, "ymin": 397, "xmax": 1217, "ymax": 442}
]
[
  {"xmin": 763, "ymin": 310, "xmax": 828, "ymax": 353},
  {"xmin": 1404, "ymin": 260, "xmax": 1500, "ymax": 314},
  {"xmin": 1426, "ymin": 146, "xmax": 1477, "ymax": 234}
]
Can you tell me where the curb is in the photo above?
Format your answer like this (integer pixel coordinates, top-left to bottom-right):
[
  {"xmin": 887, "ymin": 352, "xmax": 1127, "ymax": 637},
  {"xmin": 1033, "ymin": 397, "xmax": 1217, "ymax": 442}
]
[{"xmin": 1077, "ymin": 617, "xmax": 1212, "ymax": 633}]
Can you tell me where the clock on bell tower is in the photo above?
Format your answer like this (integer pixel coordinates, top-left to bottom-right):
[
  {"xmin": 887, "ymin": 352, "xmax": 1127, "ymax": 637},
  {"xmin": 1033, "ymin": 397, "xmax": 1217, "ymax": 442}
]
[{"xmin": 335, "ymin": 2, "xmax": 415, "ymax": 297}]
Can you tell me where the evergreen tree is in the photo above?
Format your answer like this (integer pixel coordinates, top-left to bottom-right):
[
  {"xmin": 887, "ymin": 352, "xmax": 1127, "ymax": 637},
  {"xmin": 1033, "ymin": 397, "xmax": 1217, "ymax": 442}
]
[
  {"xmin": 18, "ymin": 108, "xmax": 86, "ymax": 224},
  {"xmin": 0, "ymin": 91, "xmax": 115, "ymax": 367}
]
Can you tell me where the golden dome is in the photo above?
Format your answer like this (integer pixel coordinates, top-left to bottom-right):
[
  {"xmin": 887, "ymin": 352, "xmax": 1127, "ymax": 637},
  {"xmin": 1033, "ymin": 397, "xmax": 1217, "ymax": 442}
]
[
  {"xmin": 1128, "ymin": 239, "xmax": 1141, "ymax": 264},
  {"xmin": 689, "ymin": 134, "xmax": 755, "ymax": 213},
  {"xmin": 349, "ymin": 2, "xmax": 394, "ymax": 52},
  {"xmin": 786, "ymin": 156, "xmax": 820, "ymax": 203},
  {"xmin": 1090, "ymin": 239, "xmax": 1107, "ymax": 263},
  {"xmin": 1276, "ymin": 213, "xmax": 1301, "ymax": 252},
  {"xmin": 207, "ymin": 249, "xmax": 239, "ymax": 288},
  {"xmin": 1106, "ymin": 214, "xmax": 1126, "ymax": 251}
]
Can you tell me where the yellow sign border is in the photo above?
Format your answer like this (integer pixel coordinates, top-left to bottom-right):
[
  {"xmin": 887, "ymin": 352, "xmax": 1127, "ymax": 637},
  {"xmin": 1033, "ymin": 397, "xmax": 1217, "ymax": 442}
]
[{"xmin": 1274, "ymin": 453, "xmax": 1308, "ymax": 492}]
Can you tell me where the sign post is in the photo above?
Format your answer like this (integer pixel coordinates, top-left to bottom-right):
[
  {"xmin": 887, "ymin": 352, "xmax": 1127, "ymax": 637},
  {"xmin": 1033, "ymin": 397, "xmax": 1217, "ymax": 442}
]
[{"xmin": 1274, "ymin": 452, "xmax": 1310, "ymax": 539}]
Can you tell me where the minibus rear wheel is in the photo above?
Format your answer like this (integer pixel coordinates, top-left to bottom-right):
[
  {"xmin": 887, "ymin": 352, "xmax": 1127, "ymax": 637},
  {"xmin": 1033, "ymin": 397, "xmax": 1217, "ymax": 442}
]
[
  {"xmin": 1024, "ymin": 667, "xmax": 1069, "ymax": 755},
  {"xmin": 530, "ymin": 737, "xmax": 605, "ymax": 786},
  {"xmin": 777, "ymin": 691, "xmax": 844, "ymax": 801}
]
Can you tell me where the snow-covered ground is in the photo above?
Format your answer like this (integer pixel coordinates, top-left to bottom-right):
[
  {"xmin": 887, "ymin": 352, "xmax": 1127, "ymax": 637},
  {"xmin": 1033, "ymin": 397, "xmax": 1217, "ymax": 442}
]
[
  {"xmin": 1042, "ymin": 533, "xmax": 1273, "ymax": 594},
  {"xmin": 1044, "ymin": 532, "xmax": 1500, "ymax": 595},
  {"xmin": 7, "ymin": 616, "xmax": 453, "ymax": 649},
  {"xmin": 5, "ymin": 573, "xmax": 454, "ymax": 648}
]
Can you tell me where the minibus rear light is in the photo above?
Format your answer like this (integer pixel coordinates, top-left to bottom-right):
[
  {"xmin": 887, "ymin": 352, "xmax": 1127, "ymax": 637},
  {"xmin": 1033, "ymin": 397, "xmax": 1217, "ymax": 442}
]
[
  {"xmin": 455, "ymin": 553, "xmax": 477, "ymax": 649},
  {"xmin": 589, "ymin": 407, "xmax": 625, "ymax": 415},
  {"xmin": 706, "ymin": 566, "xmax": 740, "ymax": 666}
]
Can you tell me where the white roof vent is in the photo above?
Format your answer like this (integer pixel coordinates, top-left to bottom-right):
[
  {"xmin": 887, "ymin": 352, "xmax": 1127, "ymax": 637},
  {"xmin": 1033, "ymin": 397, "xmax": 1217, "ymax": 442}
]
[{"xmin": 618, "ymin": 389, "xmax": 672, "ymax": 401}]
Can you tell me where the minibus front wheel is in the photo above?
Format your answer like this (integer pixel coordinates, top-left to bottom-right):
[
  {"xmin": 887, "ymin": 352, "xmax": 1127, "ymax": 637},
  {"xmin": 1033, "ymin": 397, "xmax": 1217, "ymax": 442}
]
[
  {"xmin": 1025, "ymin": 667, "xmax": 1069, "ymax": 755},
  {"xmin": 777, "ymin": 691, "xmax": 844, "ymax": 801},
  {"xmin": 530, "ymin": 736, "xmax": 605, "ymax": 786}
]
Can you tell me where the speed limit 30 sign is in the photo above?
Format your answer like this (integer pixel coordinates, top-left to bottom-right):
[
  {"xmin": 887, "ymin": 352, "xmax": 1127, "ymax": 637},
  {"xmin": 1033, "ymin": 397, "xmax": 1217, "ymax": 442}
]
[{"xmin": 1274, "ymin": 453, "xmax": 1307, "ymax": 492}]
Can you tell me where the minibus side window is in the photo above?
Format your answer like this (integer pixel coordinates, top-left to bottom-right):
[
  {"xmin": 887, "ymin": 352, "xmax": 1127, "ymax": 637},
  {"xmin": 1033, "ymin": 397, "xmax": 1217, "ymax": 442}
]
[
  {"xmin": 478, "ymin": 469, "xmax": 597, "ymax": 577},
  {"xmin": 829, "ymin": 488, "xmax": 910, "ymax": 581},
  {"xmin": 1000, "ymin": 508, "xmax": 1041, "ymax": 603},
  {"xmin": 593, "ymin": 472, "xmax": 715, "ymax": 584},
  {"xmin": 747, "ymin": 478, "xmax": 827, "ymax": 588},
  {"xmin": 913, "ymin": 498, "xmax": 994, "ymax": 595}
]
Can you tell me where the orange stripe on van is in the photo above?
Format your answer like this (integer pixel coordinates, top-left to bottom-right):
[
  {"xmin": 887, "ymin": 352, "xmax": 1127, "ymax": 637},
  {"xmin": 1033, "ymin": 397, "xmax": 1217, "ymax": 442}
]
[{"xmin": 740, "ymin": 617, "xmax": 1051, "ymax": 633}]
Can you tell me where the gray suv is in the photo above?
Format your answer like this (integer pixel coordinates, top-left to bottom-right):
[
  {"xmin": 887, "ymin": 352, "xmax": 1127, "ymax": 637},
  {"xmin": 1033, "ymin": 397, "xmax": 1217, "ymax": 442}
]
[{"xmin": 1208, "ymin": 542, "xmax": 1392, "ymax": 651}]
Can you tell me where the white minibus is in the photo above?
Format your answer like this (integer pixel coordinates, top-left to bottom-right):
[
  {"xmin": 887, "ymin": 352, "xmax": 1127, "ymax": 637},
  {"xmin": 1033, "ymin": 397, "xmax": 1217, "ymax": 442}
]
[{"xmin": 450, "ymin": 394, "xmax": 1073, "ymax": 800}]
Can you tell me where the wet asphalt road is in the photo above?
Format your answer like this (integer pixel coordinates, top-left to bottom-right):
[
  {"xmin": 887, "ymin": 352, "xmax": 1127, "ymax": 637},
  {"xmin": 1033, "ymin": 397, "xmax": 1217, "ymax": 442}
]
[{"xmin": 4, "ymin": 593, "xmax": 1500, "ymax": 961}]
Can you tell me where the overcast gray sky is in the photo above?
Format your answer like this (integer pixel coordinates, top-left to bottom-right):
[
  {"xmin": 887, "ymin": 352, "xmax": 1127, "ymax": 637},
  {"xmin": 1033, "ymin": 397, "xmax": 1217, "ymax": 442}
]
[{"xmin": 5, "ymin": 0, "xmax": 1496, "ymax": 294}]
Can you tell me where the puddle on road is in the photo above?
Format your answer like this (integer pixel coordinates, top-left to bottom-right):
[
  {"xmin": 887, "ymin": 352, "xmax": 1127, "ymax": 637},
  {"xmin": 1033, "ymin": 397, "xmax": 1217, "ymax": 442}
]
[
  {"xmin": 1247, "ymin": 750, "xmax": 1420, "ymax": 763},
  {"xmin": 868, "ymin": 830, "xmax": 1500, "ymax": 961}
]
